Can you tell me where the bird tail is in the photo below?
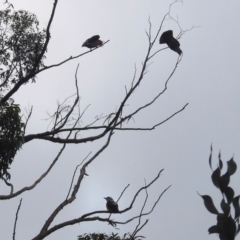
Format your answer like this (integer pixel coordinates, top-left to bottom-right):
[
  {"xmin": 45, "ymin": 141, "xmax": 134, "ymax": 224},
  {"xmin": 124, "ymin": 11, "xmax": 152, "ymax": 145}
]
[
  {"xmin": 177, "ymin": 48, "xmax": 182, "ymax": 55},
  {"xmin": 97, "ymin": 40, "xmax": 104, "ymax": 47}
]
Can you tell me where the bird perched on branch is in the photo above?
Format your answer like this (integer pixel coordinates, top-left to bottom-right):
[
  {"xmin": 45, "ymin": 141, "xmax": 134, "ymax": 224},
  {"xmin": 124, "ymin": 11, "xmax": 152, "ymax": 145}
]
[
  {"xmin": 82, "ymin": 35, "xmax": 103, "ymax": 49},
  {"xmin": 159, "ymin": 30, "xmax": 182, "ymax": 55},
  {"xmin": 104, "ymin": 197, "xmax": 119, "ymax": 213}
]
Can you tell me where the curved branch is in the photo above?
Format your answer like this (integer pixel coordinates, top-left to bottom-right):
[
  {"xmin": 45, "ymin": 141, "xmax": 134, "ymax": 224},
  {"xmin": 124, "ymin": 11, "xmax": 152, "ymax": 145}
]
[
  {"xmin": 65, "ymin": 151, "xmax": 92, "ymax": 200},
  {"xmin": 0, "ymin": 144, "xmax": 66, "ymax": 200},
  {"xmin": 23, "ymin": 105, "xmax": 33, "ymax": 133},
  {"xmin": 32, "ymin": 169, "xmax": 167, "ymax": 240},
  {"xmin": 24, "ymin": 129, "xmax": 109, "ymax": 143},
  {"xmin": 12, "ymin": 198, "xmax": 23, "ymax": 240},
  {"xmin": 117, "ymin": 55, "xmax": 183, "ymax": 127},
  {"xmin": 53, "ymin": 64, "xmax": 80, "ymax": 132},
  {"xmin": 2, "ymin": 177, "xmax": 14, "ymax": 195},
  {"xmin": 36, "ymin": 40, "xmax": 110, "ymax": 75},
  {"xmin": 117, "ymin": 103, "xmax": 188, "ymax": 131},
  {"xmin": 115, "ymin": 184, "xmax": 171, "ymax": 225},
  {"xmin": 131, "ymin": 179, "xmax": 149, "ymax": 238},
  {"xmin": 24, "ymin": 100, "xmax": 185, "ymax": 143}
]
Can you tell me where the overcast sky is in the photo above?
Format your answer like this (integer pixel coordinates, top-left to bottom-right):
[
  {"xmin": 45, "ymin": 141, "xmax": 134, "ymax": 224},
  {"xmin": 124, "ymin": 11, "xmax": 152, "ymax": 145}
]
[{"xmin": 1, "ymin": 0, "xmax": 240, "ymax": 240}]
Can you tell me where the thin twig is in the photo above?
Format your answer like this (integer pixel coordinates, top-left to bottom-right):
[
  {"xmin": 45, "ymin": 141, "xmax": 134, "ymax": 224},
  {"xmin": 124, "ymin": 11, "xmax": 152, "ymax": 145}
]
[
  {"xmin": 2, "ymin": 177, "xmax": 14, "ymax": 194},
  {"xmin": 131, "ymin": 179, "xmax": 149, "ymax": 238},
  {"xmin": 114, "ymin": 184, "xmax": 171, "ymax": 225},
  {"xmin": 24, "ymin": 105, "xmax": 33, "ymax": 133},
  {"xmin": 117, "ymin": 184, "xmax": 130, "ymax": 203},
  {"xmin": 131, "ymin": 220, "xmax": 149, "ymax": 240},
  {"xmin": 36, "ymin": 40, "xmax": 110, "ymax": 75},
  {"xmin": 13, "ymin": 198, "xmax": 22, "ymax": 240},
  {"xmin": 65, "ymin": 152, "xmax": 92, "ymax": 200},
  {"xmin": 108, "ymin": 184, "xmax": 130, "ymax": 219}
]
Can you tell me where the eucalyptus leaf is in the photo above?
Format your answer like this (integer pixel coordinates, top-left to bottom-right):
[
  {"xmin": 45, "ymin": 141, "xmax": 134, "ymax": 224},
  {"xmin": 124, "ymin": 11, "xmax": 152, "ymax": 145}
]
[
  {"xmin": 211, "ymin": 167, "xmax": 220, "ymax": 188},
  {"xmin": 223, "ymin": 187, "xmax": 234, "ymax": 204},
  {"xmin": 199, "ymin": 194, "xmax": 219, "ymax": 214},
  {"xmin": 227, "ymin": 158, "xmax": 237, "ymax": 176},
  {"xmin": 233, "ymin": 195, "xmax": 240, "ymax": 220}
]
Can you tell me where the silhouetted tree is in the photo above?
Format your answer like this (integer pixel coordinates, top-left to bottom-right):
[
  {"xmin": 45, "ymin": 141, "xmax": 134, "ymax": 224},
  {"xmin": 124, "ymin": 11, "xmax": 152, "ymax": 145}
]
[{"xmin": 0, "ymin": 1, "xmax": 189, "ymax": 239}]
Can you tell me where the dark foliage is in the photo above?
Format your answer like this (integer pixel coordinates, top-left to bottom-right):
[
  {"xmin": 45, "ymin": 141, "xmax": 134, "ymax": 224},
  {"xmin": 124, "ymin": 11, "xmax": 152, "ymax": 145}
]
[
  {"xmin": 0, "ymin": 8, "xmax": 46, "ymax": 94},
  {"xmin": 77, "ymin": 232, "xmax": 144, "ymax": 240},
  {"xmin": 0, "ymin": 6, "xmax": 46, "ymax": 180},
  {"xmin": 199, "ymin": 147, "xmax": 240, "ymax": 240},
  {"xmin": 0, "ymin": 100, "xmax": 25, "ymax": 180}
]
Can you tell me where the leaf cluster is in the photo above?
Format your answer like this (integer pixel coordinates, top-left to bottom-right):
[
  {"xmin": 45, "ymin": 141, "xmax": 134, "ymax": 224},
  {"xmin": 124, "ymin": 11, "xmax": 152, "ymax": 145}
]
[
  {"xmin": 77, "ymin": 232, "xmax": 144, "ymax": 240},
  {"xmin": 0, "ymin": 100, "xmax": 25, "ymax": 180},
  {"xmin": 199, "ymin": 148, "xmax": 240, "ymax": 240},
  {"xmin": 0, "ymin": 8, "xmax": 46, "ymax": 93}
]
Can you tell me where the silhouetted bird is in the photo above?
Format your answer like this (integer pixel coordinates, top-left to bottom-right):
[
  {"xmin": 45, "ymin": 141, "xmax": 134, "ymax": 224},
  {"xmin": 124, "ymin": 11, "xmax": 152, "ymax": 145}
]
[
  {"xmin": 159, "ymin": 30, "xmax": 182, "ymax": 55},
  {"xmin": 82, "ymin": 35, "xmax": 103, "ymax": 49},
  {"xmin": 104, "ymin": 197, "xmax": 119, "ymax": 213}
]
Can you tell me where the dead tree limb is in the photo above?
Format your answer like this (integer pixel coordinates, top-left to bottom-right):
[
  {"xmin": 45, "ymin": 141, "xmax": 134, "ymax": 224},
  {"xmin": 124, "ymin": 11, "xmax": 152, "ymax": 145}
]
[{"xmin": 12, "ymin": 198, "xmax": 22, "ymax": 240}]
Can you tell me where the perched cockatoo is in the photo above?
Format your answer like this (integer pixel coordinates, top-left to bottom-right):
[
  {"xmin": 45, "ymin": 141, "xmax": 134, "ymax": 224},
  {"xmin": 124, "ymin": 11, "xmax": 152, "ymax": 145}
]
[
  {"xmin": 159, "ymin": 30, "xmax": 182, "ymax": 55},
  {"xmin": 82, "ymin": 35, "xmax": 103, "ymax": 49}
]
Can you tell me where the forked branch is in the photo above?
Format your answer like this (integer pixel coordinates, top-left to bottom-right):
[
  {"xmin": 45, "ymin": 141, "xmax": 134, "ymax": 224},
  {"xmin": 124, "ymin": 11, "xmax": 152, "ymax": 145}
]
[
  {"xmin": 32, "ymin": 169, "xmax": 169, "ymax": 240},
  {"xmin": 24, "ymin": 3, "xmax": 189, "ymax": 145}
]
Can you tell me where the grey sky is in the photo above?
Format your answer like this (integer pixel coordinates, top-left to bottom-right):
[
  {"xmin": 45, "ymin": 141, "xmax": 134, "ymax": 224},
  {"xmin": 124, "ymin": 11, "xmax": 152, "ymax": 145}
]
[{"xmin": 0, "ymin": 0, "xmax": 240, "ymax": 240}]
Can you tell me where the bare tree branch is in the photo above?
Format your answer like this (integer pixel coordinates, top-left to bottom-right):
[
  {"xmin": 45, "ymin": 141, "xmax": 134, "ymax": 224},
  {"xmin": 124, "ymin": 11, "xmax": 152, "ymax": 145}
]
[
  {"xmin": 24, "ymin": 102, "xmax": 188, "ymax": 142},
  {"xmin": 116, "ymin": 103, "xmax": 188, "ymax": 131},
  {"xmin": 23, "ymin": 105, "xmax": 33, "ymax": 133},
  {"xmin": 115, "ymin": 184, "xmax": 171, "ymax": 225},
  {"xmin": 113, "ymin": 55, "xmax": 184, "ymax": 129},
  {"xmin": 0, "ymin": 144, "xmax": 66, "ymax": 200},
  {"xmin": 131, "ymin": 179, "xmax": 149, "ymax": 239},
  {"xmin": 12, "ymin": 198, "xmax": 22, "ymax": 240},
  {"xmin": 2, "ymin": 177, "xmax": 14, "ymax": 194},
  {"xmin": 23, "ymin": 100, "xmax": 187, "ymax": 143},
  {"xmin": 65, "ymin": 151, "xmax": 92, "ymax": 200},
  {"xmin": 53, "ymin": 64, "xmax": 80, "ymax": 132},
  {"xmin": 130, "ymin": 220, "xmax": 149, "ymax": 240},
  {"xmin": 31, "ymin": 169, "xmax": 168, "ymax": 240},
  {"xmin": 12, "ymin": 0, "xmax": 192, "ymax": 153},
  {"xmin": 36, "ymin": 40, "xmax": 110, "ymax": 75},
  {"xmin": 108, "ymin": 184, "xmax": 130, "ymax": 220},
  {"xmin": 117, "ymin": 184, "xmax": 130, "ymax": 203},
  {"xmin": 23, "ymin": 46, "xmax": 186, "ymax": 144},
  {"xmin": 32, "ymin": 131, "xmax": 115, "ymax": 240}
]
